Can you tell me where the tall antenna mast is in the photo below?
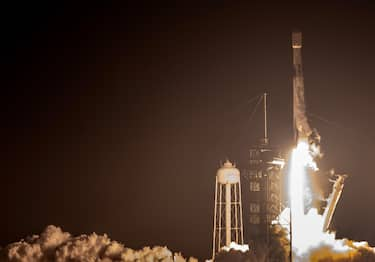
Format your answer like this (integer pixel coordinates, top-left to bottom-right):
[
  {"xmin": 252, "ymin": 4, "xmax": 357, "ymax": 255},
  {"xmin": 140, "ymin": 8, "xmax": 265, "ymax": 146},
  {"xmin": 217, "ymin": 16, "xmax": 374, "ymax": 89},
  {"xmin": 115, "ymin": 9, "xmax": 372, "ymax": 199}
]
[{"xmin": 263, "ymin": 92, "xmax": 269, "ymax": 145}]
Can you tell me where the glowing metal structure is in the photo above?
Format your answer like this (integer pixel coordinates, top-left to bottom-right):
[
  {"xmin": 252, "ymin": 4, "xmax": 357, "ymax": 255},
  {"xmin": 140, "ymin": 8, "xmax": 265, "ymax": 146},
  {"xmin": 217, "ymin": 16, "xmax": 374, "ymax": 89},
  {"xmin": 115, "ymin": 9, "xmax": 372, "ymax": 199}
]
[
  {"xmin": 212, "ymin": 160, "xmax": 244, "ymax": 259},
  {"xmin": 322, "ymin": 174, "xmax": 347, "ymax": 232},
  {"xmin": 245, "ymin": 93, "xmax": 285, "ymax": 258},
  {"xmin": 247, "ymin": 144, "xmax": 284, "ymax": 244}
]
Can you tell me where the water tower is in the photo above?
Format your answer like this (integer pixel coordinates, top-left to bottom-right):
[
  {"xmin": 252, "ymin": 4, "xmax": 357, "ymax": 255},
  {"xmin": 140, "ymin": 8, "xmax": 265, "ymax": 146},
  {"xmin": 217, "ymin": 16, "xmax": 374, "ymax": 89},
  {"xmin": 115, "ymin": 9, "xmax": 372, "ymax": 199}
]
[{"xmin": 212, "ymin": 160, "xmax": 244, "ymax": 259}]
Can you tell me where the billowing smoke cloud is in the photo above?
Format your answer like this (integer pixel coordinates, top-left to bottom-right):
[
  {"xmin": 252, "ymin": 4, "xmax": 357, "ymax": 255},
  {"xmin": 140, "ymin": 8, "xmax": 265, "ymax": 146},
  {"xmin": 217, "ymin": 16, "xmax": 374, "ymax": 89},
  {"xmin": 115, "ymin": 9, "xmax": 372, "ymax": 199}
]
[
  {"xmin": 307, "ymin": 241, "xmax": 375, "ymax": 262},
  {"xmin": 214, "ymin": 233, "xmax": 375, "ymax": 262},
  {"xmin": 214, "ymin": 249, "xmax": 256, "ymax": 262},
  {"xmin": 285, "ymin": 141, "xmax": 375, "ymax": 262},
  {"xmin": 0, "ymin": 225, "xmax": 198, "ymax": 262}
]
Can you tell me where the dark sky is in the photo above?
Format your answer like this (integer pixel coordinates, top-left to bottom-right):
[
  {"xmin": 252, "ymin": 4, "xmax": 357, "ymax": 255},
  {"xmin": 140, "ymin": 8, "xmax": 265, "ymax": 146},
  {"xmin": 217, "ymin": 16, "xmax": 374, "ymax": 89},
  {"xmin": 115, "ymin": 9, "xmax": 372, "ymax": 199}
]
[{"xmin": 2, "ymin": 1, "xmax": 375, "ymax": 260}]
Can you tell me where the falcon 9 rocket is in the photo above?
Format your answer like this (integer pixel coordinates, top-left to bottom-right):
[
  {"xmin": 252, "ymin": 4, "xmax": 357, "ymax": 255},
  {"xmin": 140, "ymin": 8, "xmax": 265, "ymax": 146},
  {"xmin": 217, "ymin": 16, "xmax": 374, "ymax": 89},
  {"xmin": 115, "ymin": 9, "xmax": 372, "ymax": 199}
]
[{"xmin": 292, "ymin": 31, "xmax": 312, "ymax": 142}]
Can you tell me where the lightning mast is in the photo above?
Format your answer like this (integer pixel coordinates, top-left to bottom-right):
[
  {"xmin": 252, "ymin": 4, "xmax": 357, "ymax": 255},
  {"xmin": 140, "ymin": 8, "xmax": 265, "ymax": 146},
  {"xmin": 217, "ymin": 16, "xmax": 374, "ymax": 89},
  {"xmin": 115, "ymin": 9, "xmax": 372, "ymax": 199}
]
[{"xmin": 263, "ymin": 93, "xmax": 269, "ymax": 145}]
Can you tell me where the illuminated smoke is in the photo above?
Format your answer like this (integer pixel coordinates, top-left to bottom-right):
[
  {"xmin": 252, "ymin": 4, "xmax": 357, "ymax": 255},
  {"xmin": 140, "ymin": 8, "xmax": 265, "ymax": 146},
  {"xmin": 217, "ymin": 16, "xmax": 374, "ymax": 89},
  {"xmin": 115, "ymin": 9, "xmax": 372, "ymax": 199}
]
[
  {"xmin": 214, "ymin": 249, "xmax": 256, "ymax": 262},
  {"xmin": 0, "ymin": 225, "xmax": 197, "ymax": 262},
  {"xmin": 287, "ymin": 140, "xmax": 375, "ymax": 262}
]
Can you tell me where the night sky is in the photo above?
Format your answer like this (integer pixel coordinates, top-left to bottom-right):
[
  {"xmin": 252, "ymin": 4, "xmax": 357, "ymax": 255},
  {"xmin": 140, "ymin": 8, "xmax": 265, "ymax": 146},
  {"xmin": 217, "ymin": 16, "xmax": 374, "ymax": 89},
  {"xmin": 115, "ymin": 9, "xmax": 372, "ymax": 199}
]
[{"xmin": 3, "ymin": 2, "xmax": 375, "ymax": 260}]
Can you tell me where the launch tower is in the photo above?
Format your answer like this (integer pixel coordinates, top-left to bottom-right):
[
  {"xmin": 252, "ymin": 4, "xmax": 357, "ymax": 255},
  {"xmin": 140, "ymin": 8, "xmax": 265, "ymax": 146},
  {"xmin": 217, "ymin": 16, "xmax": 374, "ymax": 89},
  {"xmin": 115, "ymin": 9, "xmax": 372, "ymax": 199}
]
[{"xmin": 245, "ymin": 94, "xmax": 285, "ymax": 250}]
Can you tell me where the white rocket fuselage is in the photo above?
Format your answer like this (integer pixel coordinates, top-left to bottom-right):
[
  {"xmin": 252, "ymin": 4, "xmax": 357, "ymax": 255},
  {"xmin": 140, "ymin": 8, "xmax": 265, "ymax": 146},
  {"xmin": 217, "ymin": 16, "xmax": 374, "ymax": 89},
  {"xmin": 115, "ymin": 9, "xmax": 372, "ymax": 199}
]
[{"xmin": 292, "ymin": 31, "xmax": 311, "ymax": 142}]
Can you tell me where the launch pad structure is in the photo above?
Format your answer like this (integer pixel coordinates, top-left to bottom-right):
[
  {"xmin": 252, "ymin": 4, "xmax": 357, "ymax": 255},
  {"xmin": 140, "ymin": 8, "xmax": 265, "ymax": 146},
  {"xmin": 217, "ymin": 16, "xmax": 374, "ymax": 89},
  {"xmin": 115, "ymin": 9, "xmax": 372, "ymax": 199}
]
[
  {"xmin": 211, "ymin": 92, "xmax": 285, "ymax": 260},
  {"xmin": 243, "ymin": 93, "xmax": 285, "ymax": 259},
  {"xmin": 211, "ymin": 31, "xmax": 346, "ymax": 261}
]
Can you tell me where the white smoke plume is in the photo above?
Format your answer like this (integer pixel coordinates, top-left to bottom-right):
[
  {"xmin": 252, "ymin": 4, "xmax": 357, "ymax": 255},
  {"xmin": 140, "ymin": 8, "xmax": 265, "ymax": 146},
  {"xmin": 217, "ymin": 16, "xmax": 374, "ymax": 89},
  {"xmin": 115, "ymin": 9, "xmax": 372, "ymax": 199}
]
[
  {"xmin": 307, "ymin": 240, "xmax": 375, "ymax": 262},
  {"xmin": 285, "ymin": 140, "xmax": 375, "ymax": 262},
  {"xmin": 1, "ymin": 225, "xmax": 198, "ymax": 262}
]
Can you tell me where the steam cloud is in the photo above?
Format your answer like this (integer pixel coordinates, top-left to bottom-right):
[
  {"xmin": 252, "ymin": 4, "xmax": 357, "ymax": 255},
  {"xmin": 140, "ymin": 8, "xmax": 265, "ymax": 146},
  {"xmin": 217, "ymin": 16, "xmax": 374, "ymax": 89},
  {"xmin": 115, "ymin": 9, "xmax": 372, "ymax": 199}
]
[
  {"xmin": 0, "ymin": 225, "xmax": 197, "ymax": 262},
  {"xmin": 307, "ymin": 241, "xmax": 375, "ymax": 262},
  {"xmin": 246, "ymin": 241, "xmax": 375, "ymax": 262},
  {"xmin": 1, "ymin": 225, "xmax": 374, "ymax": 261}
]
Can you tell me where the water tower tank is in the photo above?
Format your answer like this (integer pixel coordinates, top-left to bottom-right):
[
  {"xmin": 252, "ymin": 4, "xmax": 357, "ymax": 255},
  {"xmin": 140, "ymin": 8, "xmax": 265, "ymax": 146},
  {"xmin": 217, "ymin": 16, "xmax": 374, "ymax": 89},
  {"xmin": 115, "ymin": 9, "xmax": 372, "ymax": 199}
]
[{"xmin": 217, "ymin": 161, "xmax": 240, "ymax": 184}]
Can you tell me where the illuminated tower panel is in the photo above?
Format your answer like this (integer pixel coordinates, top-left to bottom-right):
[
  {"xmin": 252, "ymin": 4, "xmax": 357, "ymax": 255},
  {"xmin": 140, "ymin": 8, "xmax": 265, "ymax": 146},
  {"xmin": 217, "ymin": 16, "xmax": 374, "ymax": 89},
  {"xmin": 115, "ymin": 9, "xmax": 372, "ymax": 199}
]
[{"xmin": 246, "ymin": 144, "xmax": 284, "ymax": 244}]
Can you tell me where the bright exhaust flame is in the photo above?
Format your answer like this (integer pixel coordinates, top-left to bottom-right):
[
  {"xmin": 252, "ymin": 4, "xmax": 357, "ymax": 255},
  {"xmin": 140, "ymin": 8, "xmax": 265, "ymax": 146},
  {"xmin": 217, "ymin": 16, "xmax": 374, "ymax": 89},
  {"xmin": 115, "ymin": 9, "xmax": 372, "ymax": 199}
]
[
  {"xmin": 289, "ymin": 140, "xmax": 375, "ymax": 261},
  {"xmin": 290, "ymin": 140, "xmax": 321, "ymax": 256}
]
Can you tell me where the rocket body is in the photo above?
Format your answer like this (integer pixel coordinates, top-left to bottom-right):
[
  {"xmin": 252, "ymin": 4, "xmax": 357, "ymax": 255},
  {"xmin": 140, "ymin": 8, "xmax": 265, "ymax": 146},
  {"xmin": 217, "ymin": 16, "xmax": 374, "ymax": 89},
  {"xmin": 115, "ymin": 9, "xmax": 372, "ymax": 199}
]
[{"xmin": 292, "ymin": 31, "xmax": 311, "ymax": 142}]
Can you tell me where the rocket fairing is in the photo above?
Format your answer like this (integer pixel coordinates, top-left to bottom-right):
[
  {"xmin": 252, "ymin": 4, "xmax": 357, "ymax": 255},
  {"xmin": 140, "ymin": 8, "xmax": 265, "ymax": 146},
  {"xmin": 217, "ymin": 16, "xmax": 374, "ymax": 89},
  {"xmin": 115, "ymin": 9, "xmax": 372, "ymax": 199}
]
[{"xmin": 292, "ymin": 31, "xmax": 312, "ymax": 142}]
